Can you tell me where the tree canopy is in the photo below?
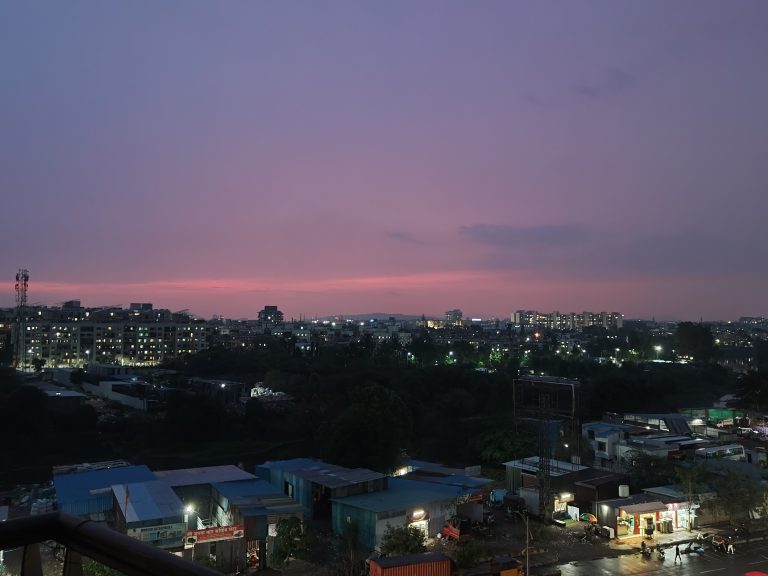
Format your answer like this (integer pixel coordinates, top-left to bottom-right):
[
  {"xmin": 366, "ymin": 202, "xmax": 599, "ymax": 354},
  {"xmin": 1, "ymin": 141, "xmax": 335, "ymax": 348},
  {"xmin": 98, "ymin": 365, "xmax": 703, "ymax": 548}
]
[{"xmin": 380, "ymin": 524, "xmax": 426, "ymax": 556}]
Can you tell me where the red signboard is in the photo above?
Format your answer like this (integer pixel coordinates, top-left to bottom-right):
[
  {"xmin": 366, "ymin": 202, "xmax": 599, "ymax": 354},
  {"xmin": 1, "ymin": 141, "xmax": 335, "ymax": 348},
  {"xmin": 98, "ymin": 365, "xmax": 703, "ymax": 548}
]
[{"xmin": 185, "ymin": 525, "xmax": 244, "ymax": 544}]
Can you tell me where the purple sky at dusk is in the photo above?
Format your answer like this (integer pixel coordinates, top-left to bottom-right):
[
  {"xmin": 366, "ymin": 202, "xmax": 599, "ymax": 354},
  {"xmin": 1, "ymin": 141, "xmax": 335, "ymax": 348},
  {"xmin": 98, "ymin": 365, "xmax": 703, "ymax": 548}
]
[{"xmin": 2, "ymin": 1, "xmax": 767, "ymax": 321}]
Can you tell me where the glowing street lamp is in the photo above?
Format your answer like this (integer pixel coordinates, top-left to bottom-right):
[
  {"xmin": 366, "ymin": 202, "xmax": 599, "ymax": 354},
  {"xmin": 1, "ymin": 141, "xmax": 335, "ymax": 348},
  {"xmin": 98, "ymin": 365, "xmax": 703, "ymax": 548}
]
[{"xmin": 654, "ymin": 345, "xmax": 662, "ymax": 360}]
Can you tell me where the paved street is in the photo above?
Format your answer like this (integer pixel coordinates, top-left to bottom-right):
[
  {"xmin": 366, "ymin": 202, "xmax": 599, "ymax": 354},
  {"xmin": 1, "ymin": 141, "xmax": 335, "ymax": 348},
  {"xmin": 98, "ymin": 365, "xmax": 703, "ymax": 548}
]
[{"xmin": 558, "ymin": 540, "xmax": 768, "ymax": 575}]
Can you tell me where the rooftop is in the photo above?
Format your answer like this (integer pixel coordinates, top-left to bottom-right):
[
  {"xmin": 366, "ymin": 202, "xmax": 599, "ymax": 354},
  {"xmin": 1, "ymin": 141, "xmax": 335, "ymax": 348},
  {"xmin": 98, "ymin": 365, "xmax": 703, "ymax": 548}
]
[
  {"xmin": 373, "ymin": 552, "xmax": 451, "ymax": 568},
  {"xmin": 261, "ymin": 458, "xmax": 385, "ymax": 488},
  {"xmin": 113, "ymin": 481, "xmax": 183, "ymax": 523},
  {"xmin": 332, "ymin": 478, "xmax": 469, "ymax": 513},
  {"xmin": 502, "ymin": 456, "xmax": 587, "ymax": 476},
  {"xmin": 54, "ymin": 465, "xmax": 156, "ymax": 506},
  {"xmin": 404, "ymin": 473, "xmax": 492, "ymax": 490},
  {"xmin": 155, "ymin": 465, "xmax": 255, "ymax": 487},
  {"xmin": 212, "ymin": 479, "xmax": 285, "ymax": 503}
]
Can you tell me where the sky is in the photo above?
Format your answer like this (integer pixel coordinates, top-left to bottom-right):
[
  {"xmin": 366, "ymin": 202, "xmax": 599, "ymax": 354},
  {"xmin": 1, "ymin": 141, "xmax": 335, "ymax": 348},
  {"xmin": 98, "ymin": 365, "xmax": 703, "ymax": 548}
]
[{"xmin": 1, "ymin": 1, "xmax": 767, "ymax": 321}]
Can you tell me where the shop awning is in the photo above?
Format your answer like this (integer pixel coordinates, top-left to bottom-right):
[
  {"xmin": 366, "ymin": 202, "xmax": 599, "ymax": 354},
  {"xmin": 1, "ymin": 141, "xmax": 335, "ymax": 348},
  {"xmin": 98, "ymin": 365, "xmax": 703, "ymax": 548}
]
[{"xmin": 620, "ymin": 501, "xmax": 665, "ymax": 514}]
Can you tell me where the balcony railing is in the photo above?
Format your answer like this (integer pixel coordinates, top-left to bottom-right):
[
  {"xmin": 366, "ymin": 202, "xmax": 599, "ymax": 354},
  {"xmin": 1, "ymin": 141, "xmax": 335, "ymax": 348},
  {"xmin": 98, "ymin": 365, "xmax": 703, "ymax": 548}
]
[{"xmin": 0, "ymin": 512, "xmax": 222, "ymax": 576}]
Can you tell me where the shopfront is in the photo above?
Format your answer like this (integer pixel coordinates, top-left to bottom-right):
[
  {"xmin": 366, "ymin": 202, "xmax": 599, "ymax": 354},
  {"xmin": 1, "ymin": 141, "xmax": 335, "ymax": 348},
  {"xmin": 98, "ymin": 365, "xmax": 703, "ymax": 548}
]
[
  {"xmin": 659, "ymin": 501, "xmax": 698, "ymax": 531},
  {"xmin": 616, "ymin": 501, "xmax": 665, "ymax": 538}
]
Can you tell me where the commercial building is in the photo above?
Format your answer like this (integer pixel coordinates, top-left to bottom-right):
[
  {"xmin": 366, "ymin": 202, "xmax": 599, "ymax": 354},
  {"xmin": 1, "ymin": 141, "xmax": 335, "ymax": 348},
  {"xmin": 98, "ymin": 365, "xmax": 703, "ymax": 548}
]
[
  {"xmin": 256, "ymin": 458, "xmax": 387, "ymax": 520},
  {"xmin": 53, "ymin": 462, "xmax": 302, "ymax": 572},
  {"xmin": 332, "ymin": 477, "xmax": 470, "ymax": 550}
]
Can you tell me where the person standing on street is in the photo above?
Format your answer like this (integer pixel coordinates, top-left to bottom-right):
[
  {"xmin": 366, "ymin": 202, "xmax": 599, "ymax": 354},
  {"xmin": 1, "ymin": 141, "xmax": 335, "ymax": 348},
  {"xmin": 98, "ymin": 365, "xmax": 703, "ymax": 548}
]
[{"xmin": 674, "ymin": 544, "xmax": 682, "ymax": 563}]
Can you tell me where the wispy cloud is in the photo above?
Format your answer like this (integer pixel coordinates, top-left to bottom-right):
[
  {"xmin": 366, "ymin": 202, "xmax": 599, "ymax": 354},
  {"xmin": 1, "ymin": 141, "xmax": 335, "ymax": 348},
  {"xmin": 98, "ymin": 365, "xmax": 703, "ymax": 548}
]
[
  {"xmin": 573, "ymin": 67, "xmax": 634, "ymax": 100},
  {"xmin": 385, "ymin": 230, "xmax": 424, "ymax": 244},
  {"xmin": 460, "ymin": 223, "xmax": 589, "ymax": 248}
]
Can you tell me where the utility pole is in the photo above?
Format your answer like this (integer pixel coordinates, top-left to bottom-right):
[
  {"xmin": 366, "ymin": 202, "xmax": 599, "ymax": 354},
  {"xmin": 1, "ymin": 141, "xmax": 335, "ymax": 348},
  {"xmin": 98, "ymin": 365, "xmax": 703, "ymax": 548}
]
[
  {"xmin": 538, "ymin": 392, "xmax": 552, "ymax": 522},
  {"xmin": 514, "ymin": 510, "xmax": 530, "ymax": 575}
]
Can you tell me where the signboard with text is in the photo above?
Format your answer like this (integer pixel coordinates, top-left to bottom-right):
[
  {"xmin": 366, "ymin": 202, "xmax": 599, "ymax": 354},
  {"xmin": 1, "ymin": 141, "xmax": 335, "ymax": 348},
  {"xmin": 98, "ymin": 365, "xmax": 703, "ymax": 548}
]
[{"xmin": 185, "ymin": 524, "xmax": 245, "ymax": 546}]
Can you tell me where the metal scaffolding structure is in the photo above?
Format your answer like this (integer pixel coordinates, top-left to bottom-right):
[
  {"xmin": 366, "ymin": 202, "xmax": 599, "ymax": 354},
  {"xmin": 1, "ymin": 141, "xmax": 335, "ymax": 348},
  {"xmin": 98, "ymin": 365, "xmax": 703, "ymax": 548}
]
[{"xmin": 14, "ymin": 268, "xmax": 29, "ymax": 370}]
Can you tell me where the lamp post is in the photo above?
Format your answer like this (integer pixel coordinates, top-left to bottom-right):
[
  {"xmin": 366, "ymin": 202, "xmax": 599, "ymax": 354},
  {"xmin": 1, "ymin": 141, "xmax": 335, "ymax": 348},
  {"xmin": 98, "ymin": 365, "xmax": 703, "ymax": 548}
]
[
  {"xmin": 514, "ymin": 510, "xmax": 529, "ymax": 575},
  {"xmin": 654, "ymin": 345, "xmax": 662, "ymax": 361}
]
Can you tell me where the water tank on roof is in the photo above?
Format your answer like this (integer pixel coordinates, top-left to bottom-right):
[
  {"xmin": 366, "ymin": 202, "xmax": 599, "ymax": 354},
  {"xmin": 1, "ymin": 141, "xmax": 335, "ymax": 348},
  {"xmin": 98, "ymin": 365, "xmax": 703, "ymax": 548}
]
[{"xmin": 619, "ymin": 484, "xmax": 630, "ymax": 498}]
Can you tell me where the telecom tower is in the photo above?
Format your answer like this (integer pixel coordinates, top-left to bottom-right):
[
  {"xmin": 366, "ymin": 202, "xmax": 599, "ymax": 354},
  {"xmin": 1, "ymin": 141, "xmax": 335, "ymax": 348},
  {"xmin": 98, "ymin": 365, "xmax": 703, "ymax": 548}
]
[{"xmin": 14, "ymin": 268, "xmax": 29, "ymax": 370}]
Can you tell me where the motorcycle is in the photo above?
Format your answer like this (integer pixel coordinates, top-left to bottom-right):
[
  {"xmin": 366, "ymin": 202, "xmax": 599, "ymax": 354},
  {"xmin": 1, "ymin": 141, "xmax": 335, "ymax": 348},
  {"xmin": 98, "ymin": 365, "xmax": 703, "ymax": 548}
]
[
  {"xmin": 656, "ymin": 546, "xmax": 666, "ymax": 560},
  {"xmin": 682, "ymin": 541, "xmax": 705, "ymax": 555}
]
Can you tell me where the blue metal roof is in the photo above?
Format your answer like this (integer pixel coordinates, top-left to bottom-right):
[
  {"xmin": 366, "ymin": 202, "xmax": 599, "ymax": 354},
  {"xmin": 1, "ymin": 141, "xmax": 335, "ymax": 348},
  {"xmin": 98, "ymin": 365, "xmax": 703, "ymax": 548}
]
[
  {"xmin": 238, "ymin": 501, "xmax": 306, "ymax": 517},
  {"xmin": 407, "ymin": 474, "xmax": 492, "ymax": 489},
  {"xmin": 332, "ymin": 478, "xmax": 467, "ymax": 513},
  {"xmin": 260, "ymin": 458, "xmax": 321, "ymax": 472},
  {"xmin": 212, "ymin": 479, "xmax": 284, "ymax": 502},
  {"xmin": 154, "ymin": 465, "xmax": 255, "ymax": 487},
  {"xmin": 113, "ymin": 481, "xmax": 183, "ymax": 523},
  {"xmin": 54, "ymin": 465, "xmax": 156, "ymax": 511}
]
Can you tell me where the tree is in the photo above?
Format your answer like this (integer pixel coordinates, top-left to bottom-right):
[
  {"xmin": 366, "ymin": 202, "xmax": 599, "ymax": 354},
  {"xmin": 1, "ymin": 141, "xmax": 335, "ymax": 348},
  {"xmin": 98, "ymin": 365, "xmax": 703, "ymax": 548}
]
[
  {"xmin": 83, "ymin": 561, "xmax": 123, "ymax": 576},
  {"xmin": 31, "ymin": 357, "xmax": 45, "ymax": 372},
  {"xmin": 380, "ymin": 524, "xmax": 426, "ymax": 556},
  {"xmin": 738, "ymin": 371, "xmax": 768, "ymax": 413},
  {"xmin": 454, "ymin": 539, "xmax": 485, "ymax": 569},
  {"xmin": 708, "ymin": 471, "xmax": 766, "ymax": 522},
  {"xmin": 336, "ymin": 520, "xmax": 365, "ymax": 576},
  {"xmin": 473, "ymin": 426, "xmax": 536, "ymax": 464},
  {"xmin": 270, "ymin": 517, "xmax": 310, "ymax": 566},
  {"xmin": 244, "ymin": 397, "xmax": 265, "ymax": 435},
  {"xmin": 674, "ymin": 322, "xmax": 716, "ymax": 363},
  {"xmin": 623, "ymin": 450, "xmax": 676, "ymax": 489},
  {"xmin": 675, "ymin": 462, "xmax": 708, "ymax": 530},
  {"xmin": 322, "ymin": 384, "xmax": 412, "ymax": 472}
]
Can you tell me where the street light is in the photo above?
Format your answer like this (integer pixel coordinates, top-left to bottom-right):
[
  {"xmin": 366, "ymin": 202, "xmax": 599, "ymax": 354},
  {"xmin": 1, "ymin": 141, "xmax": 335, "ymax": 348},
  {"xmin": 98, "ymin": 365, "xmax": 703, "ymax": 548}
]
[
  {"xmin": 513, "ymin": 510, "xmax": 530, "ymax": 575},
  {"xmin": 654, "ymin": 345, "xmax": 662, "ymax": 361}
]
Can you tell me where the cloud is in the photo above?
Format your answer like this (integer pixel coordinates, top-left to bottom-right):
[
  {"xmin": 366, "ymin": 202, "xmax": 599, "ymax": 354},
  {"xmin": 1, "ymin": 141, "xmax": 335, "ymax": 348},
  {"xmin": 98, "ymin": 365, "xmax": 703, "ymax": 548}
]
[
  {"xmin": 459, "ymin": 222, "xmax": 768, "ymax": 287},
  {"xmin": 385, "ymin": 230, "xmax": 424, "ymax": 244},
  {"xmin": 521, "ymin": 92, "xmax": 546, "ymax": 107},
  {"xmin": 460, "ymin": 223, "xmax": 590, "ymax": 248},
  {"xmin": 572, "ymin": 67, "xmax": 635, "ymax": 100}
]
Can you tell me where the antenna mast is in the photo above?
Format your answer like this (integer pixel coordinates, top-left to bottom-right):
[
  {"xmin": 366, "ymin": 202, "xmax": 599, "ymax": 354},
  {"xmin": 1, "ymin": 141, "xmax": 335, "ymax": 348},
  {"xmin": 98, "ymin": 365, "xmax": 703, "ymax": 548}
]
[{"xmin": 14, "ymin": 268, "xmax": 29, "ymax": 370}]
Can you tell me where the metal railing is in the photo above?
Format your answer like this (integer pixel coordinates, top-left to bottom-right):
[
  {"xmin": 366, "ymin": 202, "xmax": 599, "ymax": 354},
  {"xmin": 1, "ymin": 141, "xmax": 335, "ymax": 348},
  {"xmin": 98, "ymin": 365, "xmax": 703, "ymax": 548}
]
[{"xmin": 0, "ymin": 513, "xmax": 222, "ymax": 576}]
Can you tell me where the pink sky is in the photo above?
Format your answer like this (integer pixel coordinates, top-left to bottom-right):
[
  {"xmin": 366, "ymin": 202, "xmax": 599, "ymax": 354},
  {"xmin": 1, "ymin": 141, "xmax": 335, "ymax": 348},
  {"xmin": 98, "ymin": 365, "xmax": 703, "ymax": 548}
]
[{"xmin": 1, "ymin": 2, "xmax": 767, "ymax": 321}]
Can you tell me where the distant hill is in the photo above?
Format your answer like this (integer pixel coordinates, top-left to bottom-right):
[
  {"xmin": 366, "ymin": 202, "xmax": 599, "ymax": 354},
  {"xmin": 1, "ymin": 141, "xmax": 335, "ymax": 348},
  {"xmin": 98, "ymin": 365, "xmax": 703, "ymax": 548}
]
[{"xmin": 315, "ymin": 313, "xmax": 426, "ymax": 322}]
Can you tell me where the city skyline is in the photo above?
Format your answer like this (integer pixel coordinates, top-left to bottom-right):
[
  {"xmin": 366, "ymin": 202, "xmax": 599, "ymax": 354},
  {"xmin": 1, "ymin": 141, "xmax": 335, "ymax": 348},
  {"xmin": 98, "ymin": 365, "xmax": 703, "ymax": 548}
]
[{"xmin": 2, "ymin": 2, "xmax": 767, "ymax": 321}]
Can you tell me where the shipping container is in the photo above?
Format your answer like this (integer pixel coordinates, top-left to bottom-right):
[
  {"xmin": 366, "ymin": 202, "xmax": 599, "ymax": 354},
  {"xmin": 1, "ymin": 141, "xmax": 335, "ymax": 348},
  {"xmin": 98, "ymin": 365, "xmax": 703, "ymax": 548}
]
[{"xmin": 369, "ymin": 552, "xmax": 452, "ymax": 576}]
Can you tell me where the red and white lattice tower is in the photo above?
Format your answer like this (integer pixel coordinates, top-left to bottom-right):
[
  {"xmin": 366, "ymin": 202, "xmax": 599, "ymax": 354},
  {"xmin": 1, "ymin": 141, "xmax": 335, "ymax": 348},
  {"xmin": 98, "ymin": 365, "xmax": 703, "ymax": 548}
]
[{"xmin": 14, "ymin": 268, "xmax": 29, "ymax": 369}]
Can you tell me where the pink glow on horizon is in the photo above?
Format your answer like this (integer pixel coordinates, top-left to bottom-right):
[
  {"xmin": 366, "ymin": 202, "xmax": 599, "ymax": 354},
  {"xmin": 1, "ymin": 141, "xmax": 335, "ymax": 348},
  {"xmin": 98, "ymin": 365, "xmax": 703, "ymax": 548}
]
[{"xmin": 0, "ymin": 271, "xmax": 728, "ymax": 320}]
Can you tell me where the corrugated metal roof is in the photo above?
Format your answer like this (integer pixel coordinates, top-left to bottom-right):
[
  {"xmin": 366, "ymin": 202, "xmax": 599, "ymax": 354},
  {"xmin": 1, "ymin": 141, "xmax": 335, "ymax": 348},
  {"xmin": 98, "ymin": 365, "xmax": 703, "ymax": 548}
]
[
  {"xmin": 374, "ymin": 552, "xmax": 450, "ymax": 568},
  {"xmin": 212, "ymin": 479, "xmax": 285, "ymax": 502},
  {"xmin": 112, "ymin": 481, "xmax": 183, "ymax": 523},
  {"xmin": 332, "ymin": 478, "xmax": 467, "ymax": 513},
  {"xmin": 154, "ymin": 465, "xmax": 255, "ymax": 487},
  {"xmin": 261, "ymin": 458, "xmax": 385, "ymax": 488},
  {"xmin": 54, "ymin": 465, "xmax": 156, "ymax": 507},
  {"xmin": 405, "ymin": 474, "xmax": 492, "ymax": 489},
  {"xmin": 238, "ymin": 500, "xmax": 306, "ymax": 517},
  {"xmin": 502, "ymin": 456, "xmax": 587, "ymax": 476}
]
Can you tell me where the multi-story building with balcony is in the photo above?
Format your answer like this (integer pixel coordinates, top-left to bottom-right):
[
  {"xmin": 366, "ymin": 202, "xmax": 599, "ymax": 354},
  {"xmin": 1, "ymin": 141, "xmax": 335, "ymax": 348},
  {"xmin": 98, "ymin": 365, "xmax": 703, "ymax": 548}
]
[
  {"xmin": 9, "ymin": 303, "xmax": 210, "ymax": 368},
  {"xmin": 513, "ymin": 310, "xmax": 623, "ymax": 331}
]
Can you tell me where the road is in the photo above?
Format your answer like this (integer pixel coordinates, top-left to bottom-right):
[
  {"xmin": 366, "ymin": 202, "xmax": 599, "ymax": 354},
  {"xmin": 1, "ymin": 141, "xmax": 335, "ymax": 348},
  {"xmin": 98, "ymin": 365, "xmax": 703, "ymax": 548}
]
[{"xmin": 557, "ymin": 540, "xmax": 768, "ymax": 575}]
